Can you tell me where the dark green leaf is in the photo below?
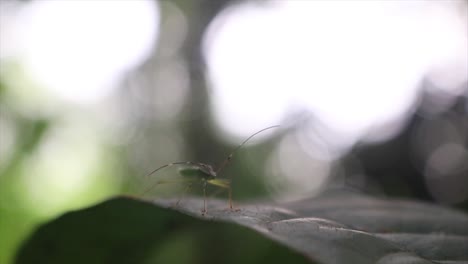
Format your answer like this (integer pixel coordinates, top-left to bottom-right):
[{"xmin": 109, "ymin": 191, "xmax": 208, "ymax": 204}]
[{"xmin": 15, "ymin": 191, "xmax": 468, "ymax": 264}]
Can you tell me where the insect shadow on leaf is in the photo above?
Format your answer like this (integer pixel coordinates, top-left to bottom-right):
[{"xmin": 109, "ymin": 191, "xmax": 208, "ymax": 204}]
[{"xmin": 142, "ymin": 125, "xmax": 280, "ymax": 215}]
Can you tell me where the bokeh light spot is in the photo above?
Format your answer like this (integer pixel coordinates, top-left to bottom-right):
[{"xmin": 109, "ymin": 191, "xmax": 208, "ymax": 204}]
[{"xmin": 15, "ymin": 0, "xmax": 159, "ymax": 104}]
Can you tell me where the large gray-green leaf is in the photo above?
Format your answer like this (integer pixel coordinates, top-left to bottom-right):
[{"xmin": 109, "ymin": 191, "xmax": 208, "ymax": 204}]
[{"xmin": 15, "ymin": 191, "xmax": 468, "ymax": 264}]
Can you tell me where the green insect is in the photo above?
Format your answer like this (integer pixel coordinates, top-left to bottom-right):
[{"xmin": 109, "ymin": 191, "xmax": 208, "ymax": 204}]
[{"xmin": 143, "ymin": 125, "xmax": 279, "ymax": 214}]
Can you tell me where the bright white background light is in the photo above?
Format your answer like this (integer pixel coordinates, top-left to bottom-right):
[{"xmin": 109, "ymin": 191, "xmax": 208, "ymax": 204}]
[
  {"xmin": 13, "ymin": 0, "xmax": 159, "ymax": 104},
  {"xmin": 203, "ymin": 0, "xmax": 467, "ymax": 148},
  {"xmin": 203, "ymin": 0, "xmax": 467, "ymax": 200}
]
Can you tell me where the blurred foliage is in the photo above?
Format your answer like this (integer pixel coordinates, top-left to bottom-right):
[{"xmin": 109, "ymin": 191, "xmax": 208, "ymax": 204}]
[
  {"xmin": 0, "ymin": 131, "xmax": 48, "ymax": 264},
  {"xmin": 341, "ymin": 95, "xmax": 468, "ymax": 212},
  {"xmin": 0, "ymin": 62, "xmax": 126, "ymax": 263},
  {"xmin": 0, "ymin": 75, "xmax": 49, "ymax": 264}
]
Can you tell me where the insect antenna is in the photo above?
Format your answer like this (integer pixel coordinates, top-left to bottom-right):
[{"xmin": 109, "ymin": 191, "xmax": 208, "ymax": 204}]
[{"xmin": 215, "ymin": 125, "xmax": 280, "ymax": 175}]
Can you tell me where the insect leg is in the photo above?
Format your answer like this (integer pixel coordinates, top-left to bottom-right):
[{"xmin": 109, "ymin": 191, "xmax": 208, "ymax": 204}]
[
  {"xmin": 140, "ymin": 180, "xmax": 164, "ymax": 197},
  {"xmin": 175, "ymin": 182, "xmax": 193, "ymax": 206},
  {"xmin": 207, "ymin": 179, "xmax": 233, "ymax": 210},
  {"xmin": 228, "ymin": 187, "xmax": 233, "ymax": 209},
  {"xmin": 202, "ymin": 180, "xmax": 208, "ymax": 215}
]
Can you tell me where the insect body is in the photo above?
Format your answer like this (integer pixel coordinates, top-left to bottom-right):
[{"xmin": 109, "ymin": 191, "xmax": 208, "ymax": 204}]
[{"xmin": 143, "ymin": 125, "xmax": 279, "ymax": 214}]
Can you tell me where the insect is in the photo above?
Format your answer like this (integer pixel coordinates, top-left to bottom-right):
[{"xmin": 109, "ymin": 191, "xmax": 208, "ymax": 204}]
[{"xmin": 142, "ymin": 125, "xmax": 280, "ymax": 214}]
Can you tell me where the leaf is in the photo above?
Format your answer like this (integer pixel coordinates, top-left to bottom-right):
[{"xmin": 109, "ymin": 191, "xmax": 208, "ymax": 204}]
[
  {"xmin": 14, "ymin": 196, "xmax": 311, "ymax": 264},
  {"xmin": 15, "ymin": 191, "xmax": 468, "ymax": 264}
]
